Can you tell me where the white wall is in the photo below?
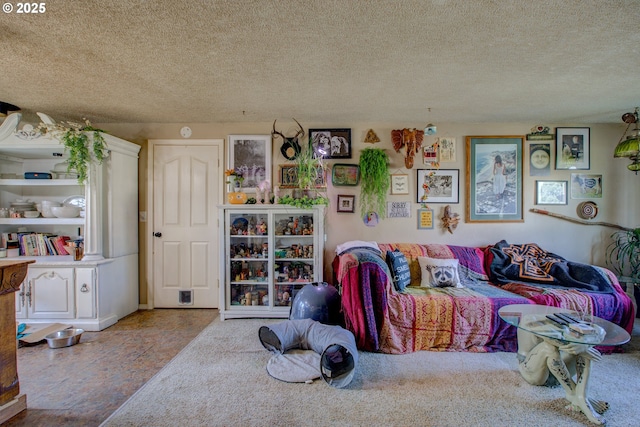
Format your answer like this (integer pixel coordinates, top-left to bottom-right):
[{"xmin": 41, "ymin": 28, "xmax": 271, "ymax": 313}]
[{"xmin": 99, "ymin": 121, "xmax": 639, "ymax": 291}]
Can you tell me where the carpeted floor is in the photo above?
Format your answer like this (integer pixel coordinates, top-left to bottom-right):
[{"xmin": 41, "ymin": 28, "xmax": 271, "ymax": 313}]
[{"xmin": 101, "ymin": 318, "xmax": 640, "ymax": 427}]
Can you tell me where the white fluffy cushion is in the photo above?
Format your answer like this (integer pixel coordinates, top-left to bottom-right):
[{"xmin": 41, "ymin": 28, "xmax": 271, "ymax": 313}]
[
  {"xmin": 335, "ymin": 240, "xmax": 380, "ymax": 255},
  {"xmin": 418, "ymin": 256, "xmax": 463, "ymax": 288}
]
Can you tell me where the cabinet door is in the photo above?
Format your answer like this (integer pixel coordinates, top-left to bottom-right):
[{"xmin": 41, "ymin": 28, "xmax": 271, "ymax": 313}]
[
  {"xmin": 75, "ymin": 268, "xmax": 96, "ymax": 318},
  {"xmin": 27, "ymin": 268, "xmax": 75, "ymax": 319},
  {"xmin": 226, "ymin": 211, "xmax": 270, "ymax": 309},
  {"xmin": 272, "ymin": 212, "xmax": 317, "ymax": 308},
  {"xmin": 15, "ymin": 281, "xmax": 27, "ymax": 319}
]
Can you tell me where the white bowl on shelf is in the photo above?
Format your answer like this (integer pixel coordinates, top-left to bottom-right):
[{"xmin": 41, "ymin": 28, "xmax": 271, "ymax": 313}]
[
  {"xmin": 40, "ymin": 200, "xmax": 62, "ymax": 218},
  {"xmin": 23, "ymin": 211, "xmax": 40, "ymax": 218},
  {"xmin": 51, "ymin": 206, "xmax": 81, "ymax": 218}
]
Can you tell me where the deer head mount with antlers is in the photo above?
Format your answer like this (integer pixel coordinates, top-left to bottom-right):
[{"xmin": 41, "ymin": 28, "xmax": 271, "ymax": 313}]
[{"xmin": 272, "ymin": 119, "xmax": 305, "ymax": 161}]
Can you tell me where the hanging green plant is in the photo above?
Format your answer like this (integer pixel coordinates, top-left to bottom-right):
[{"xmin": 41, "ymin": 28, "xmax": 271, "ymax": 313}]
[
  {"xmin": 38, "ymin": 119, "xmax": 107, "ymax": 184},
  {"xmin": 359, "ymin": 148, "xmax": 390, "ymax": 217}
]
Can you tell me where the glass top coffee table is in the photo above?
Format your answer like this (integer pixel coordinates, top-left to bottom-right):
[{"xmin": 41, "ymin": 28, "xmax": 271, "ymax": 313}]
[{"xmin": 499, "ymin": 304, "xmax": 631, "ymax": 425}]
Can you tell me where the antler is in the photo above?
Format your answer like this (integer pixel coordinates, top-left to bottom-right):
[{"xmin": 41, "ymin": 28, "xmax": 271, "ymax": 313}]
[
  {"xmin": 272, "ymin": 120, "xmax": 286, "ymax": 141},
  {"xmin": 292, "ymin": 118, "xmax": 305, "ymax": 139}
]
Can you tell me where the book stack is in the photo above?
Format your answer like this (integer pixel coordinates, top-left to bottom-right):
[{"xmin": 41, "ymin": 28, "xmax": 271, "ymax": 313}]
[{"xmin": 2, "ymin": 232, "xmax": 71, "ymax": 256}]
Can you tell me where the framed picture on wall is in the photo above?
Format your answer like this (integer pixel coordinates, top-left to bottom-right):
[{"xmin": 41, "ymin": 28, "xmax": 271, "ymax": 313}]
[
  {"xmin": 228, "ymin": 135, "xmax": 272, "ymax": 193},
  {"xmin": 416, "ymin": 169, "xmax": 459, "ymax": 203},
  {"xmin": 417, "ymin": 208, "xmax": 434, "ymax": 229},
  {"xmin": 337, "ymin": 194, "xmax": 355, "ymax": 213},
  {"xmin": 570, "ymin": 173, "xmax": 602, "ymax": 199},
  {"xmin": 466, "ymin": 135, "xmax": 524, "ymax": 222},
  {"xmin": 279, "ymin": 164, "xmax": 326, "ymax": 189},
  {"xmin": 309, "ymin": 128, "xmax": 352, "ymax": 159},
  {"xmin": 390, "ymin": 173, "xmax": 409, "ymax": 195},
  {"xmin": 555, "ymin": 127, "xmax": 590, "ymax": 170},
  {"xmin": 331, "ymin": 164, "xmax": 360, "ymax": 186},
  {"xmin": 535, "ymin": 180, "xmax": 568, "ymax": 205}
]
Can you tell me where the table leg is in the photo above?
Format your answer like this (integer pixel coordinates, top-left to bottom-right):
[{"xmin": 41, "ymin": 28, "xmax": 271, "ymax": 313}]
[{"xmin": 517, "ymin": 330, "xmax": 609, "ymax": 425}]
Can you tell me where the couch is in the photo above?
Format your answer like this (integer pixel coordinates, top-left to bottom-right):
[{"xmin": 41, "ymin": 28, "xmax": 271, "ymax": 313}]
[{"xmin": 332, "ymin": 241, "xmax": 635, "ymax": 354}]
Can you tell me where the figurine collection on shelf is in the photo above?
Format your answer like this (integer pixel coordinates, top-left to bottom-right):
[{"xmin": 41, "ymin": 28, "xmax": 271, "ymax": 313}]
[
  {"xmin": 275, "ymin": 261, "xmax": 313, "ymax": 283},
  {"xmin": 231, "ymin": 260, "xmax": 268, "ymax": 282},
  {"xmin": 230, "ymin": 241, "xmax": 269, "ymax": 259},
  {"xmin": 274, "ymin": 215, "xmax": 313, "ymax": 236}
]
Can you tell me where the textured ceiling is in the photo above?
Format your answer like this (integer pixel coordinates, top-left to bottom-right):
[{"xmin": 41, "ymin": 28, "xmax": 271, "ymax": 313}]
[{"xmin": 1, "ymin": 0, "xmax": 639, "ymax": 125}]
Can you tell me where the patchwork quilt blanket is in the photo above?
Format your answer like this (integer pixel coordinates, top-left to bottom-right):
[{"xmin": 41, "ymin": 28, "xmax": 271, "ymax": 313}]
[{"xmin": 333, "ymin": 242, "xmax": 635, "ymax": 355}]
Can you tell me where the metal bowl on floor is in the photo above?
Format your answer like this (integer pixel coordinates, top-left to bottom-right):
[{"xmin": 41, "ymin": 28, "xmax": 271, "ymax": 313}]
[{"xmin": 45, "ymin": 328, "xmax": 84, "ymax": 348}]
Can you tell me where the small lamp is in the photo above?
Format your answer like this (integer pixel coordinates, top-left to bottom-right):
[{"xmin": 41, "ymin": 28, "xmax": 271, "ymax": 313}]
[{"xmin": 614, "ymin": 107, "xmax": 640, "ymax": 173}]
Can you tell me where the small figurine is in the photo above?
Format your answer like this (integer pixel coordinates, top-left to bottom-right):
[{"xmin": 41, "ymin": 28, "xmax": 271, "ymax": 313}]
[{"xmin": 257, "ymin": 220, "xmax": 267, "ymax": 235}]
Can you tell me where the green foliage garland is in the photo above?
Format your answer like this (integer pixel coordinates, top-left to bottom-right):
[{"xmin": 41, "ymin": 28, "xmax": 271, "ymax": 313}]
[
  {"xmin": 359, "ymin": 148, "xmax": 390, "ymax": 217},
  {"xmin": 38, "ymin": 119, "xmax": 107, "ymax": 184},
  {"xmin": 278, "ymin": 194, "xmax": 328, "ymax": 209}
]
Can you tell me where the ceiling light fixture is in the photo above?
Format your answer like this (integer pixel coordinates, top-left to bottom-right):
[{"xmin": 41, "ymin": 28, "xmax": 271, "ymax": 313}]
[
  {"xmin": 423, "ymin": 107, "xmax": 437, "ymax": 136},
  {"xmin": 613, "ymin": 107, "xmax": 640, "ymax": 173}
]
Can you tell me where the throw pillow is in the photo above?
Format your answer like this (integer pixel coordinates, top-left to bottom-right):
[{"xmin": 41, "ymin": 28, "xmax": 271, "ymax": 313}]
[
  {"xmin": 386, "ymin": 249, "xmax": 411, "ymax": 292},
  {"xmin": 418, "ymin": 256, "xmax": 463, "ymax": 288}
]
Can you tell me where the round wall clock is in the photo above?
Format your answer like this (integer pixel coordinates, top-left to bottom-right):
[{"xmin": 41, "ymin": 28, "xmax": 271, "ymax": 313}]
[{"xmin": 180, "ymin": 126, "xmax": 192, "ymax": 138}]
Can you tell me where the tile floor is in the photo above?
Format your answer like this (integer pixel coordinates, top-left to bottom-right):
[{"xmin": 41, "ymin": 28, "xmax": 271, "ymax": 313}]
[{"xmin": 4, "ymin": 309, "xmax": 218, "ymax": 427}]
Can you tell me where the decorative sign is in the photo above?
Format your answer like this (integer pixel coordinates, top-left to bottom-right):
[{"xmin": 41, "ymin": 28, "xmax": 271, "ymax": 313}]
[
  {"xmin": 417, "ymin": 209, "xmax": 434, "ymax": 229},
  {"xmin": 422, "ymin": 141, "xmax": 440, "ymax": 168},
  {"xmin": 387, "ymin": 201, "xmax": 411, "ymax": 218}
]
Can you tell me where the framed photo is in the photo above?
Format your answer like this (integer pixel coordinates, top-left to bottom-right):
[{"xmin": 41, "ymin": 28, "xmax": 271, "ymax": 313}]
[
  {"xmin": 417, "ymin": 208, "xmax": 434, "ymax": 229},
  {"xmin": 570, "ymin": 173, "xmax": 602, "ymax": 199},
  {"xmin": 535, "ymin": 180, "xmax": 568, "ymax": 205},
  {"xmin": 279, "ymin": 164, "xmax": 326, "ymax": 189},
  {"xmin": 555, "ymin": 127, "xmax": 590, "ymax": 170},
  {"xmin": 337, "ymin": 194, "xmax": 355, "ymax": 213},
  {"xmin": 309, "ymin": 128, "xmax": 352, "ymax": 159},
  {"xmin": 466, "ymin": 136, "xmax": 524, "ymax": 223},
  {"xmin": 390, "ymin": 173, "xmax": 409, "ymax": 195},
  {"xmin": 416, "ymin": 169, "xmax": 459, "ymax": 203},
  {"xmin": 529, "ymin": 143, "xmax": 551, "ymax": 176},
  {"xmin": 331, "ymin": 164, "xmax": 360, "ymax": 186},
  {"xmin": 228, "ymin": 135, "xmax": 271, "ymax": 193}
]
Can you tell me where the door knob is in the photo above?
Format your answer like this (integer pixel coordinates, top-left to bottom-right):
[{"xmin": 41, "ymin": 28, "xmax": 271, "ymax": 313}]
[{"xmin": 154, "ymin": 232, "xmax": 162, "ymax": 237}]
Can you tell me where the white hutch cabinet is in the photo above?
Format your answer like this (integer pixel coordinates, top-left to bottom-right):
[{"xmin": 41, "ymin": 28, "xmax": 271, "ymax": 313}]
[
  {"xmin": 218, "ymin": 205, "xmax": 325, "ymax": 320},
  {"xmin": 1, "ymin": 113, "xmax": 140, "ymax": 331}
]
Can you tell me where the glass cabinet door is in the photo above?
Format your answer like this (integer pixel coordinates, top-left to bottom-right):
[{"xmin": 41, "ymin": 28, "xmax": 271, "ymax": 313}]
[
  {"xmin": 272, "ymin": 212, "xmax": 316, "ymax": 307},
  {"xmin": 227, "ymin": 211, "xmax": 270, "ymax": 307}
]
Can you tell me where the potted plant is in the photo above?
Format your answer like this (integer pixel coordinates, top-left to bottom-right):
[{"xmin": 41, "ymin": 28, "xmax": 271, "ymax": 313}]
[
  {"xmin": 294, "ymin": 145, "xmax": 325, "ymax": 196},
  {"xmin": 359, "ymin": 148, "xmax": 390, "ymax": 217},
  {"xmin": 606, "ymin": 227, "xmax": 640, "ymax": 281},
  {"xmin": 38, "ymin": 119, "xmax": 107, "ymax": 184}
]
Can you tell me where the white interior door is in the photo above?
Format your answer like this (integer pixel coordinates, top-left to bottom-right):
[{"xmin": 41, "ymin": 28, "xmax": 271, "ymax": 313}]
[{"xmin": 152, "ymin": 143, "xmax": 221, "ymax": 308}]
